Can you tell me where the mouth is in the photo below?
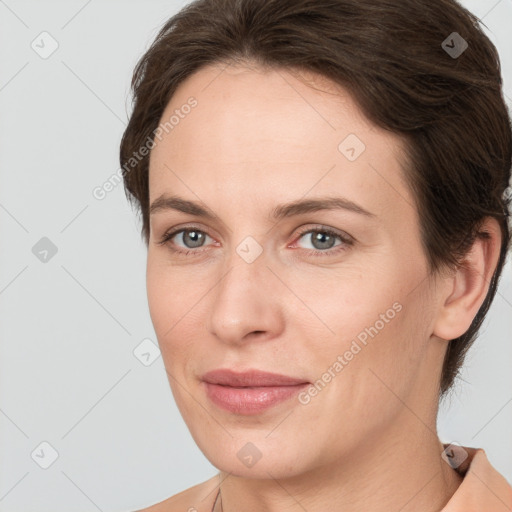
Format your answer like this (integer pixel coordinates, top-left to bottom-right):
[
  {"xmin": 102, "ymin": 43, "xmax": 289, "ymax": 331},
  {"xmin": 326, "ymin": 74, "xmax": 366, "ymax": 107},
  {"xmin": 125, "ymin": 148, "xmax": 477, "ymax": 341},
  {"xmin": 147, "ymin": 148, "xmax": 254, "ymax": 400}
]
[
  {"xmin": 201, "ymin": 368, "xmax": 310, "ymax": 415},
  {"xmin": 201, "ymin": 368, "xmax": 309, "ymax": 387}
]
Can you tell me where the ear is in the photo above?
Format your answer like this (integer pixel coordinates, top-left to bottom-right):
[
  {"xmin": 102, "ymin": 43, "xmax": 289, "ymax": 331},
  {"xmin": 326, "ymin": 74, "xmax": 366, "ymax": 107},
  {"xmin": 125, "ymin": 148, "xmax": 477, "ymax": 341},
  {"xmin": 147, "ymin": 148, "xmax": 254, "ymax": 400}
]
[{"xmin": 433, "ymin": 217, "xmax": 503, "ymax": 341}]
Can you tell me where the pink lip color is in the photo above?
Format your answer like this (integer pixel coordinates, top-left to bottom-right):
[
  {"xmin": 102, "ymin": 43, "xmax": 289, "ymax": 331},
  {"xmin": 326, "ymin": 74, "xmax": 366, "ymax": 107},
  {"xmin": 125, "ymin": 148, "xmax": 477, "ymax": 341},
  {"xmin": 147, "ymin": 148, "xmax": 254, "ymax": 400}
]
[
  {"xmin": 201, "ymin": 369, "xmax": 310, "ymax": 415},
  {"xmin": 203, "ymin": 381, "xmax": 309, "ymax": 415}
]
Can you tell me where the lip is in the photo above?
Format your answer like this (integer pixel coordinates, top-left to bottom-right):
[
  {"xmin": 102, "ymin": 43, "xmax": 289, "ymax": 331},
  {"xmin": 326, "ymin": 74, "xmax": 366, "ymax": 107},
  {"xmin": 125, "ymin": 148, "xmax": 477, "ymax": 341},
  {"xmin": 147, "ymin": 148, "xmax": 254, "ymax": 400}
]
[
  {"xmin": 202, "ymin": 368, "xmax": 309, "ymax": 387},
  {"xmin": 201, "ymin": 369, "xmax": 309, "ymax": 415}
]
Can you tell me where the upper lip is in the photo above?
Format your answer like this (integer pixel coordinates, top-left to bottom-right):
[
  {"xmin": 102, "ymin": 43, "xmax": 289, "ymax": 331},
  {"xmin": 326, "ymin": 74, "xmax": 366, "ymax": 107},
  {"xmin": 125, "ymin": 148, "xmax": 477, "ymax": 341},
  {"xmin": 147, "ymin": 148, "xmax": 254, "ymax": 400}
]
[{"xmin": 202, "ymin": 369, "xmax": 309, "ymax": 387}]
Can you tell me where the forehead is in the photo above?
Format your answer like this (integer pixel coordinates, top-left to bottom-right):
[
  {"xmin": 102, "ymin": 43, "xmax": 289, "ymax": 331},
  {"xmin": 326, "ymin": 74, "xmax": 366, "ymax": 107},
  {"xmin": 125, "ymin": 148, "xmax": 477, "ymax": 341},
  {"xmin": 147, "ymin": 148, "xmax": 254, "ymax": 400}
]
[{"xmin": 148, "ymin": 62, "xmax": 414, "ymax": 220}]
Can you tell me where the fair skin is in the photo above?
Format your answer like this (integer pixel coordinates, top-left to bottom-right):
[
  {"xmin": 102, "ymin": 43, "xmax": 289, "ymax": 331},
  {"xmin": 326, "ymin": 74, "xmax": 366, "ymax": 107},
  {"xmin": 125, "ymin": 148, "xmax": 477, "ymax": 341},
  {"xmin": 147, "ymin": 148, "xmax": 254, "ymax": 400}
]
[{"xmin": 142, "ymin": 61, "xmax": 501, "ymax": 512}]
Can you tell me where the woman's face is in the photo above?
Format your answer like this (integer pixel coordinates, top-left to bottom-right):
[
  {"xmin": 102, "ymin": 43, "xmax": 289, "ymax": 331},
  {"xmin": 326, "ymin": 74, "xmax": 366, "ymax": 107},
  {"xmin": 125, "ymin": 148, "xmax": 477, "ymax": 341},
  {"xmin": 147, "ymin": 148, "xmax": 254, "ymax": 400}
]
[{"xmin": 146, "ymin": 62, "xmax": 447, "ymax": 479}]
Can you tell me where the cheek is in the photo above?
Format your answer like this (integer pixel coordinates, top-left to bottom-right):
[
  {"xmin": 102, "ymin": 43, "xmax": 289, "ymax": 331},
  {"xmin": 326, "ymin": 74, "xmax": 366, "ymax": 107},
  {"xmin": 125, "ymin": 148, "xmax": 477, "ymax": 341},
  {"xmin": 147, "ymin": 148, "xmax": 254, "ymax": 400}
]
[
  {"xmin": 304, "ymin": 266, "xmax": 431, "ymax": 393},
  {"xmin": 336, "ymin": 289, "xmax": 432, "ymax": 406},
  {"xmin": 146, "ymin": 257, "xmax": 188, "ymax": 340},
  {"xmin": 146, "ymin": 257, "xmax": 209, "ymax": 357},
  {"xmin": 146, "ymin": 260, "xmax": 168, "ymax": 334},
  {"xmin": 294, "ymin": 267, "xmax": 400, "ymax": 346}
]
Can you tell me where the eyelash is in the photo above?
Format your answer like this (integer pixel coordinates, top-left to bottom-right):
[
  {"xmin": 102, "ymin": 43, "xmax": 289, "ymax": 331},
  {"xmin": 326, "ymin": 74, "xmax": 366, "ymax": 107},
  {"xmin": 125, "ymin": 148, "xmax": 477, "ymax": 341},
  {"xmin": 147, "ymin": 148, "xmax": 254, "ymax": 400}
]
[{"xmin": 157, "ymin": 225, "xmax": 353, "ymax": 258}]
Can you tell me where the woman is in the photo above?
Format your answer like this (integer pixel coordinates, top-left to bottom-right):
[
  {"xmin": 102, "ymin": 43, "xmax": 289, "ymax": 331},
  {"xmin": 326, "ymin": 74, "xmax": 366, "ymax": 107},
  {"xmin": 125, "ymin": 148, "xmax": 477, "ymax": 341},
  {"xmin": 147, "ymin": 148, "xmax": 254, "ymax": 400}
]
[{"xmin": 119, "ymin": 0, "xmax": 512, "ymax": 510}]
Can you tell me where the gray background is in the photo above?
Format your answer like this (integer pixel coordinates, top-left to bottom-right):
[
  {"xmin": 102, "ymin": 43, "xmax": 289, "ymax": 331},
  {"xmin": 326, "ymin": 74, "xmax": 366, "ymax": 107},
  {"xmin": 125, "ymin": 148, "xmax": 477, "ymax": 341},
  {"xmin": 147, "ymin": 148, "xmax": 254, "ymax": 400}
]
[{"xmin": 0, "ymin": 1, "xmax": 511, "ymax": 511}]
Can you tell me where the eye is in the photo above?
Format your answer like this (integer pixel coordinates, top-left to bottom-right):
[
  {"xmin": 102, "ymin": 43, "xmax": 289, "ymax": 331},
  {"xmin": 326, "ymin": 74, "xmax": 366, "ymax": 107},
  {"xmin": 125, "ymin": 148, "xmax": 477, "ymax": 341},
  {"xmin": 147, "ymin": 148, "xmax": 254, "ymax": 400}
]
[
  {"xmin": 293, "ymin": 226, "xmax": 353, "ymax": 256},
  {"xmin": 158, "ymin": 227, "xmax": 214, "ymax": 255},
  {"xmin": 157, "ymin": 224, "xmax": 353, "ymax": 258}
]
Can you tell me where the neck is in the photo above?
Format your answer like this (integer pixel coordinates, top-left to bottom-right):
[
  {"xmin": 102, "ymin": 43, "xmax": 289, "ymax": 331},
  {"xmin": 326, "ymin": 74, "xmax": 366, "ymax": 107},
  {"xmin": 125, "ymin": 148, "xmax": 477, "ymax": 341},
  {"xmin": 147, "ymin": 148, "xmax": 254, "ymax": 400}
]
[{"xmin": 214, "ymin": 419, "xmax": 463, "ymax": 512}]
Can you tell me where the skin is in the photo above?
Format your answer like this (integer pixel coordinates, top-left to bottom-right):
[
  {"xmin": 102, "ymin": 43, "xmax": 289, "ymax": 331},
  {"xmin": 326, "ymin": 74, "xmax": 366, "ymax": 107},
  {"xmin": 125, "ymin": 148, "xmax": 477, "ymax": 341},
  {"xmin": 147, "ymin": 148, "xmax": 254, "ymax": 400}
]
[{"xmin": 143, "ymin": 61, "xmax": 501, "ymax": 512}]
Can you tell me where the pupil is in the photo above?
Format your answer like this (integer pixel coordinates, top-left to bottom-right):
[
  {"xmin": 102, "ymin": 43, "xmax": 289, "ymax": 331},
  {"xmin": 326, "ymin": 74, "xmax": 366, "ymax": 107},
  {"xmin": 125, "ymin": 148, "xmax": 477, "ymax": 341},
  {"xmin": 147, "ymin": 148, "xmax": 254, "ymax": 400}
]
[
  {"xmin": 313, "ymin": 232, "xmax": 335, "ymax": 250},
  {"xmin": 185, "ymin": 230, "xmax": 204, "ymax": 248}
]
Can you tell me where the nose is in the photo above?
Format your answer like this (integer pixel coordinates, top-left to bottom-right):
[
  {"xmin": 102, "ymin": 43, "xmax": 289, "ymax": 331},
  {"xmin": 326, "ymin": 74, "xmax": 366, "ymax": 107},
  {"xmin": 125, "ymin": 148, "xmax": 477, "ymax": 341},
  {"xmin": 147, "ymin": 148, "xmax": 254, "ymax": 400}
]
[{"xmin": 206, "ymin": 254, "xmax": 285, "ymax": 346}]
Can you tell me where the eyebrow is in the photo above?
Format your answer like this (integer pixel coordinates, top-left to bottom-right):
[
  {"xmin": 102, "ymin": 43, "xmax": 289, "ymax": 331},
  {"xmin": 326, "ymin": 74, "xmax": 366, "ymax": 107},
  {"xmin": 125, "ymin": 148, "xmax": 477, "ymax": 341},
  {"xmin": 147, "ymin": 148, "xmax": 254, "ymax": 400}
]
[{"xmin": 149, "ymin": 194, "xmax": 376, "ymax": 221}]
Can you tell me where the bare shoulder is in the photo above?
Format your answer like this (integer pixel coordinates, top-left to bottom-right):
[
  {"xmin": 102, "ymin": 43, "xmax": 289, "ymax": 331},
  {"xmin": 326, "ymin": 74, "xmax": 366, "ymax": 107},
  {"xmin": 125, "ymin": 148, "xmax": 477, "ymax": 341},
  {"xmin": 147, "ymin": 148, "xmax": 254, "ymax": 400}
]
[{"xmin": 135, "ymin": 474, "xmax": 220, "ymax": 512}]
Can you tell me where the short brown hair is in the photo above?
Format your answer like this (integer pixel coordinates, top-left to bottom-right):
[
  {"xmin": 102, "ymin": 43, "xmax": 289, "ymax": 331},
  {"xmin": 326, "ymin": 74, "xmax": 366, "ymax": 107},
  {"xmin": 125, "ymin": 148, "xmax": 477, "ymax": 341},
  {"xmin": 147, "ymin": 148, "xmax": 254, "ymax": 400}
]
[{"xmin": 119, "ymin": 0, "xmax": 512, "ymax": 397}]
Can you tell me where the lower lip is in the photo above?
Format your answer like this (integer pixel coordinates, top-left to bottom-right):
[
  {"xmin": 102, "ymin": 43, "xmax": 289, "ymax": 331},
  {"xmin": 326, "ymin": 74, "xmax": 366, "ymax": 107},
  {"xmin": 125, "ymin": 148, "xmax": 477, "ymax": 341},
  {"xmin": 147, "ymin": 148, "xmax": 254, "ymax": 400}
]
[{"xmin": 203, "ymin": 382, "xmax": 309, "ymax": 415}]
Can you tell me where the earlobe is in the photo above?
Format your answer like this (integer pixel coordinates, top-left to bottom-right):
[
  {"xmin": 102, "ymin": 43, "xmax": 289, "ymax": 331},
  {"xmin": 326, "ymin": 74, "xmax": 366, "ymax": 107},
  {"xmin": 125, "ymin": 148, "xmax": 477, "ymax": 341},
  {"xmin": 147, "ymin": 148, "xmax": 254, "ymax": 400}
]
[{"xmin": 432, "ymin": 218, "xmax": 502, "ymax": 341}]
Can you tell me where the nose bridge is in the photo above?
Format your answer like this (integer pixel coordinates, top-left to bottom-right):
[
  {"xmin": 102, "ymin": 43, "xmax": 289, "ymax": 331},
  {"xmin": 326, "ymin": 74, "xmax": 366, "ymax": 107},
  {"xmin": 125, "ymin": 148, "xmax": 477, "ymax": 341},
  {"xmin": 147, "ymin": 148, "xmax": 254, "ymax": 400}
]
[
  {"xmin": 219, "ymin": 229, "xmax": 270, "ymax": 294},
  {"xmin": 207, "ymin": 240, "xmax": 282, "ymax": 343}
]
